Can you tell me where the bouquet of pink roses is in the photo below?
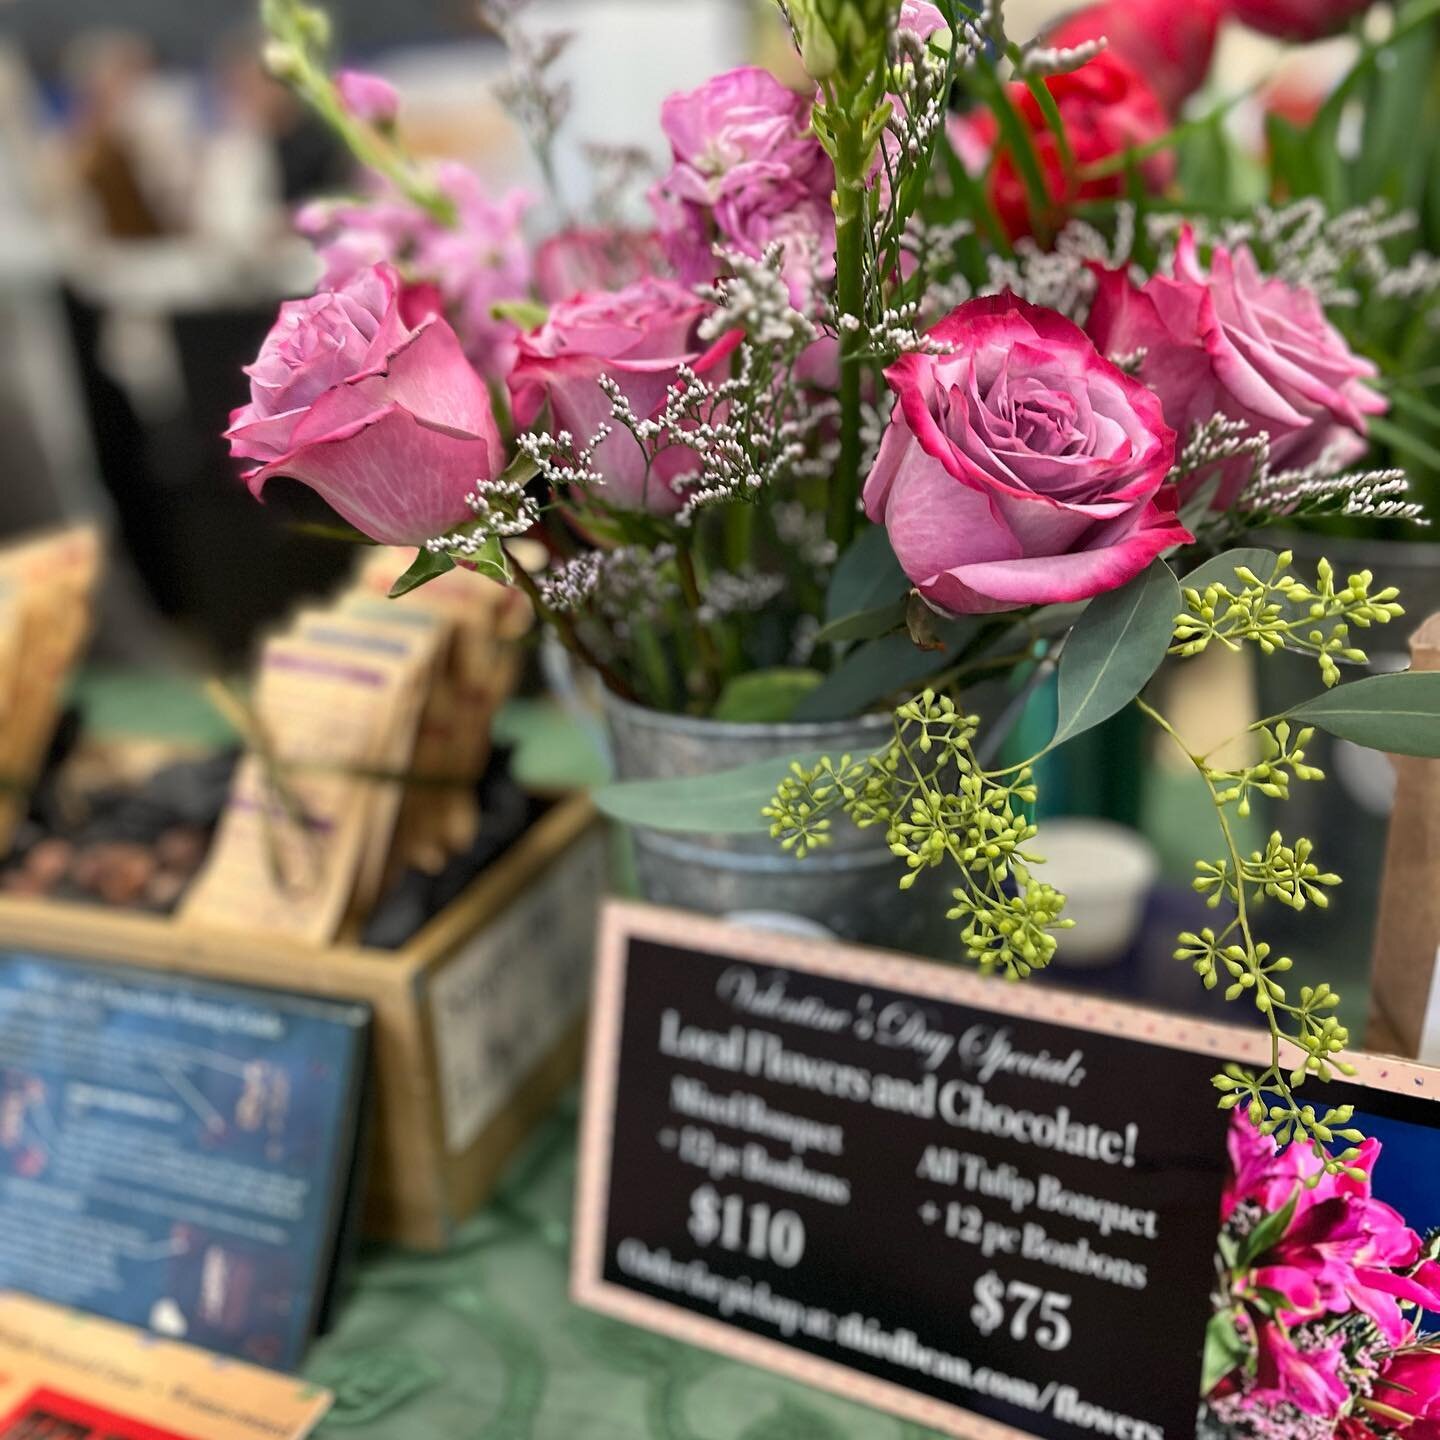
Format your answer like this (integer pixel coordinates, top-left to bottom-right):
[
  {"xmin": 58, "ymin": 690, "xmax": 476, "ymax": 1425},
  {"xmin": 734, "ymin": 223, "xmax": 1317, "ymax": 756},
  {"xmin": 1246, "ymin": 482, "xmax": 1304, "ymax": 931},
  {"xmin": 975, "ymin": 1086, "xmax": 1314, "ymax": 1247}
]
[{"xmin": 234, "ymin": 0, "xmax": 1440, "ymax": 1170}]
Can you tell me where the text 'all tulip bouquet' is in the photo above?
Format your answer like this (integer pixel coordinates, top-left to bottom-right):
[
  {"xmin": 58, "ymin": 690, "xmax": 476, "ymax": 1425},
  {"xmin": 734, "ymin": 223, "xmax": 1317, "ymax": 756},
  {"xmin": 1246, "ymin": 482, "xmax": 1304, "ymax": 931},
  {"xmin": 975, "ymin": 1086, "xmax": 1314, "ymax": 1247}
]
[{"xmin": 239, "ymin": 0, "xmax": 1440, "ymax": 1172}]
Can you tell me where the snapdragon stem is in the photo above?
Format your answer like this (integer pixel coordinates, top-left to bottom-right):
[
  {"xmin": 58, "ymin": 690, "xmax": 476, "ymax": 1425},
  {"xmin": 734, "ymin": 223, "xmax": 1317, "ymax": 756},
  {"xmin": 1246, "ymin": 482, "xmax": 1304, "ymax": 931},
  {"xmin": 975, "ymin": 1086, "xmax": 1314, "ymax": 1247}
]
[
  {"xmin": 676, "ymin": 542, "xmax": 724, "ymax": 706},
  {"xmin": 827, "ymin": 122, "xmax": 869, "ymax": 553}
]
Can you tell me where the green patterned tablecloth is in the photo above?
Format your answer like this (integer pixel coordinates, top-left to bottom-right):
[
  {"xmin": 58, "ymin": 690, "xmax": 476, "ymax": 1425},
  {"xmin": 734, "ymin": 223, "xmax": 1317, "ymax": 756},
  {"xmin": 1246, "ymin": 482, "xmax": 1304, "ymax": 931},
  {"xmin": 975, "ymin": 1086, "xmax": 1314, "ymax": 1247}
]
[{"xmin": 305, "ymin": 1097, "xmax": 946, "ymax": 1440}]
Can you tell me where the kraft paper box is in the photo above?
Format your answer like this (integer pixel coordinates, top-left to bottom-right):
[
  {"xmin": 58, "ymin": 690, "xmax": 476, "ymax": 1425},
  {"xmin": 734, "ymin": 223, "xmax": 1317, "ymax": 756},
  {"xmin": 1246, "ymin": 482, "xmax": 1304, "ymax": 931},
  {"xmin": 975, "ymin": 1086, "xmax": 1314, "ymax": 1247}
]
[
  {"xmin": 0, "ymin": 1292, "xmax": 331, "ymax": 1439},
  {"xmin": 1366, "ymin": 611, "xmax": 1440, "ymax": 1059}
]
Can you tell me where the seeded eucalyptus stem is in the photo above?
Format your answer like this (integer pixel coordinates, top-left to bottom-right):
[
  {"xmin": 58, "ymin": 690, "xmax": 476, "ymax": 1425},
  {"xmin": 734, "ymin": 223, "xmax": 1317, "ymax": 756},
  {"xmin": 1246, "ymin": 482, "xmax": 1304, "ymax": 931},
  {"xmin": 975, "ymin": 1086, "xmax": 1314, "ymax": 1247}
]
[{"xmin": 1134, "ymin": 695, "xmax": 1363, "ymax": 1177}]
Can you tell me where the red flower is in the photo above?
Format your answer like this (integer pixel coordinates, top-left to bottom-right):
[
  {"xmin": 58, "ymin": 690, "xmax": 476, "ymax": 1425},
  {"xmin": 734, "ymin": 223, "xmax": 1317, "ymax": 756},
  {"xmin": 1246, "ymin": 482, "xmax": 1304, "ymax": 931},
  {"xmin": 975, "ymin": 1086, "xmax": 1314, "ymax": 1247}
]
[
  {"xmin": 1226, "ymin": 0, "xmax": 1371, "ymax": 41},
  {"xmin": 1044, "ymin": 0, "xmax": 1225, "ymax": 114},
  {"xmin": 954, "ymin": 51, "xmax": 1175, "ymax": 242}
]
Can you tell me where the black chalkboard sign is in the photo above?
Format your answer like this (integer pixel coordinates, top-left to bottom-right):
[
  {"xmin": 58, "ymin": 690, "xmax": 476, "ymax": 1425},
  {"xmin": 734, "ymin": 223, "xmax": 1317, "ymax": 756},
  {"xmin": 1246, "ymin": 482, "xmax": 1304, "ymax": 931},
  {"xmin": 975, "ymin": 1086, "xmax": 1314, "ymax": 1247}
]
[{"xmin": 573, "ymin": 902, "xmax": 1440, "ymax": 1440}]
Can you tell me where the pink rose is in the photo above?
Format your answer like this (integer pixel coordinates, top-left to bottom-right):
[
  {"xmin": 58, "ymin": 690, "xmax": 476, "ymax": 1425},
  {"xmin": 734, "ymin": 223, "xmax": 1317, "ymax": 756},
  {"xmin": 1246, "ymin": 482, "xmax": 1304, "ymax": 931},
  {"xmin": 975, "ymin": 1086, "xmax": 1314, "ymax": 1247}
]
[
  {"xmin": 227, "ymin": 262, "xmax": 503, "ymax": 546},
  {"xmin": 296, "ymin": 165, "xmax": 532, "ymax": 384},
  {"xmin": 1226, "ymin": 0, "xmax": 1371, "ymax": 40},
  {"xmin": 649, "ymin": 66, "xmax": 835, "ymax": 312},
  {"xmin": 334, "ymin": 69, "xmax": 400, "ymax": 126},
  {"xmin": 1087, "ymin": 227, "xmax": 1387, "ymax": 509},
  {"xmin": 863, "ymin": 294, "xmax": 1189, "ymax": 615},
  {"xmin": 508, "ymin": 277, "xmax": 742, "ymax": 515},
  {"xmin": 534, "ymin": 227, "xmax": 668, "ymax": 304},
  {"xmin": 1045, "ymin": 0, "xmax": 1224, "ymax": 113}
]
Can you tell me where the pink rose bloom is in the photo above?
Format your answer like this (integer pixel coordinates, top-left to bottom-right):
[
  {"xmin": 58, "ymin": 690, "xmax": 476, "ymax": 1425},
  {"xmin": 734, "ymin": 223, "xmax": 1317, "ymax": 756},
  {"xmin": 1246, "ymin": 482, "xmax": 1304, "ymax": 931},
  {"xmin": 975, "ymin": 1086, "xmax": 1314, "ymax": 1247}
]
[
  {"xmin": 296, "ymin": 165, "xmax": 533, "ymax": 384},
  {"xmin": 1045, "ymin": 0, "xmax": 1224, "ymax": 113},
  {"xmin": 1088, "ymin": 227, "xmax": 1387, "ymax": 509},
  {"xmin": 863, "ymin": 294, "xmax": 1189, "ymax": 615},
  {"xmin": 226, "ymin": 262, "xmax": 503, "ymax": 546},
  {"xmin": 650, "ymin": 66, "xmax": 835, "ymax": 312},
  {"xmin": 334, "ymin": 69, "xmax": 400, "ymax": 126},
  {"xmin": 1226, "ymin": 0, "xmax": 1371, "ymax": 41},
  {"xmin": 508, "ymin": 278, "xmax": 743, "ymax": 515},
  {"xmin": 534, "ymin": 227, "xmax": 669, "ymax": 304}
]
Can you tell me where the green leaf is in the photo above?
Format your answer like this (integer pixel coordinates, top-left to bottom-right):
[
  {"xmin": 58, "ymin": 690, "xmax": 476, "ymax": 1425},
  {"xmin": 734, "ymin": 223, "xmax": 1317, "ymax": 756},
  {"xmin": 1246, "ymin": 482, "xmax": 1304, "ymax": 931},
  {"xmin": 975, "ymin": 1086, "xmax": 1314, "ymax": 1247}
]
[
  {"xmin": 793, "ymin": 629, "xmax": 969, "ymax": 722},
  {"xmin": 390, "ymin": 548, "xmax": 456, "ymax": 597},
  {"xmin": 468, "ymin": 532, "xmax": 511, "ymax": 585},
  {"xmin": 493, "ymin": 699, "xmax": 612, "ymax": 789},
  {"xmin": 1285, "ymin": 671, "xmax": 1440, "ymax": 757},
  {"xmin": 497, "ymin": 448, "xmax": 541, "ymax": 488},
  {"xmin": 491, "ymin": 298, "xmax": 549, "ymax": 330},
  {"xmin": 1051, "ymin": 561, "xmax": 1180, "ymax": 749},
  {"xmin": 1183, "ymin": 548, "xmax": 1283, "ymax": 592},
  {"xmin": 1235, "ymin": 1185, "xmax": 1300, "ymax": 1271},
  {"xmin": 825, "ymin": 525, "xmax": 908, "ymax": 625},
  {"xmin": 1370, "ymin": 414, "xmax": 1440, "ymax": 476},
  {"xmin": 1200, "ymin": 1310, "xmax": 1248, "ymax": 1398},
  {"xmin": 593, "ymin": 754, "xmax": 814, "ymax": 833},
  {"xmin": 713, "ymin": 669, "xmax": 825, "ymax": 723},
  {"xmin": 813, "ymin": 597, "xmax": 909, "ymax": 646}
]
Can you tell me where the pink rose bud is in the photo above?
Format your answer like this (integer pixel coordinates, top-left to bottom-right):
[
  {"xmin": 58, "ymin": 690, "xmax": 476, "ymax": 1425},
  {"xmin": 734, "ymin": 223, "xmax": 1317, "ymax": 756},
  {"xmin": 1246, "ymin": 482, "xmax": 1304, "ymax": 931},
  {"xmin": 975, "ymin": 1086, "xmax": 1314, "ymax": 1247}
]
[
  {"xmin": 508, "ymin": 277, "xmax": 743, "ymax": 516},
  {"xmin": 863, "ymin": 294, "xmax": 1190, "ymax": 616},
  {"xmin": 1225, "ymin": 0, "xmax": 1371, "ymax": 41},
  {"xmin": 897, "ymin": 1, "xmax": 951, "ymax": 42},
  {"xmin": 295, "ymin": 168, "xmax": 533, "ymax": 385},
  {"xmin": 335, "ymin": 68, "xmax": 400, "ymax": 126},
  {"xmin": 1087, "ymin": 227, "xmax": 1387, "ymax": 510},
  {"xmin": 226, "ymin": 262, "xmax": 503, "ymax": 546},
  {"xmin": 1044, "ymin": 0, "xmax": 1225, "ymax": 113},
  {"xmin": 534, "ymin": 227, "xmax": 668, "ymax": 305}
]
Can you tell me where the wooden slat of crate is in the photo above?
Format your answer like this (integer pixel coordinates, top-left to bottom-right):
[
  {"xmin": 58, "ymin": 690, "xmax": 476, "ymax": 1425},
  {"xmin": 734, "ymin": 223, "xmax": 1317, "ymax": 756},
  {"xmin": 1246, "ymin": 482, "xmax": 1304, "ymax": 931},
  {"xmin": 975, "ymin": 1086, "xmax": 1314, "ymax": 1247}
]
[{"xmin": 0, "ymin": 795, "xmax": 602, "ymax": 1249}]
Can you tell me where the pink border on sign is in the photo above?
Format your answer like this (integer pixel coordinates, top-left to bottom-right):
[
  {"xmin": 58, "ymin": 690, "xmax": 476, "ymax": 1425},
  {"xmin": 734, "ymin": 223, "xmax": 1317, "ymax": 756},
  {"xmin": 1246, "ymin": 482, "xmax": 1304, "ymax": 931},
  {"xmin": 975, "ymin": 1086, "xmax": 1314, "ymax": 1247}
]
[{"xmin": 572, "ymin": 899, "xmax": 1440, "ymax": 1440}]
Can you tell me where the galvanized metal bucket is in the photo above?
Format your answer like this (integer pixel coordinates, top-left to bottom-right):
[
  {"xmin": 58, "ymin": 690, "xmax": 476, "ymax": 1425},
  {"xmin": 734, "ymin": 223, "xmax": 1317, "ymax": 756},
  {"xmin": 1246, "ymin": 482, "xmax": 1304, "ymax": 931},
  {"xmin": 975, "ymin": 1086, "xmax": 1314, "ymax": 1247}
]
[{"xmin": 602, "ymin": 691, "xmax": 955, "ymax": 957}]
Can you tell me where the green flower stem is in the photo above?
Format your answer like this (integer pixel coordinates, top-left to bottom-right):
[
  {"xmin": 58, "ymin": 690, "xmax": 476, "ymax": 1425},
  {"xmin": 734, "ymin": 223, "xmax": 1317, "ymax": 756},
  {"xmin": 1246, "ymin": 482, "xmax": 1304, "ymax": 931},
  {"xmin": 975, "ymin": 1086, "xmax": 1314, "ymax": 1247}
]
[
  {"xmin": 827, "ymin": 115, "xmax": 870, "ymax": 553},
  {"xmin": 502, "ymin": 545, "xmax": 640, "ymax": 704},
  {"xmin": 1132, "ymin": 695, "xmax": 1359, "ymax": 1155},
  {"xmin": 263, "ymin": 0, "xmax": 454, "ymax": 223},
  {"xmin": 675, "ymin": 542, "xmax": 725, "ymax": 706}
]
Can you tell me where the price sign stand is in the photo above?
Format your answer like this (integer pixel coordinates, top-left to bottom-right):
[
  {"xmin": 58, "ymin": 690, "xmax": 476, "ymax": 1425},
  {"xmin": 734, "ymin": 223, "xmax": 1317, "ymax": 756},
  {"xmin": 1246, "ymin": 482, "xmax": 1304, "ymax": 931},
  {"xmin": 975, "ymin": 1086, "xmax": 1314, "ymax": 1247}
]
[{"xmin": 573, "ymin": 902, "xmax": 1440, "ymax": 1440}]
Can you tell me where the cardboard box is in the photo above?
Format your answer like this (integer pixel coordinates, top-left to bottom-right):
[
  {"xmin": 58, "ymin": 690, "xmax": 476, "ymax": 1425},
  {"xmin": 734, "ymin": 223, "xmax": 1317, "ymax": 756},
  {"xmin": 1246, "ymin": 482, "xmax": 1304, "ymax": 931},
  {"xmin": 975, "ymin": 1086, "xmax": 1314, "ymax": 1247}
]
[{"xmin": 0, "ymin": 795, "xmax": 605, "ymax": 1249}]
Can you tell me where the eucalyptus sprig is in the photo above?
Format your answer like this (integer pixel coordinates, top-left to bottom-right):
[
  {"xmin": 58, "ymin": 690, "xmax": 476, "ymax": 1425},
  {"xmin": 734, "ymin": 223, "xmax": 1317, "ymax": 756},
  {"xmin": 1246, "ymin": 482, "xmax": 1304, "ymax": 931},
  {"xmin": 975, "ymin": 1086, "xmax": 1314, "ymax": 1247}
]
[
  {"xmin": 1172, "ymin": 552, "xmax": 1403, "ymax": 687},
  {"xmin": 763, "ymin": 690, "xmax": 1073, "ymax": 979},
  {"xmin": 754, "ymin": 554, "xmax": 1429, "ymax": 1176}
]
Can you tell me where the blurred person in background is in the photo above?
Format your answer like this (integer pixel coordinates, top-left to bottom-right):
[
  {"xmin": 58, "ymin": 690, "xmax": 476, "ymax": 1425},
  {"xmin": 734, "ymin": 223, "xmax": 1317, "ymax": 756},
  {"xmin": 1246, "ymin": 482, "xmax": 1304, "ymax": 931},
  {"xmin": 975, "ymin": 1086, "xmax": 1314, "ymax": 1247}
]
[
  {"xmin": 62, "ymin": 30, "xmax": 169, "ymax": 240},
  {"xmin": 195, "ymin": 30, "xmax": 349, "ymax": 247}
]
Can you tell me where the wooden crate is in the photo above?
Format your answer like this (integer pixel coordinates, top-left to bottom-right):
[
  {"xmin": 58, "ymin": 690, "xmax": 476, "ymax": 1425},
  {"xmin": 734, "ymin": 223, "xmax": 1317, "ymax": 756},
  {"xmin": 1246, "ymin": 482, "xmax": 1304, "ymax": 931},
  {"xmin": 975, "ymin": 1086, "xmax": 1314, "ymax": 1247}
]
[{"xmin": 0, "ymin": 795, "xmax": 605, "ymax": 1250}]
